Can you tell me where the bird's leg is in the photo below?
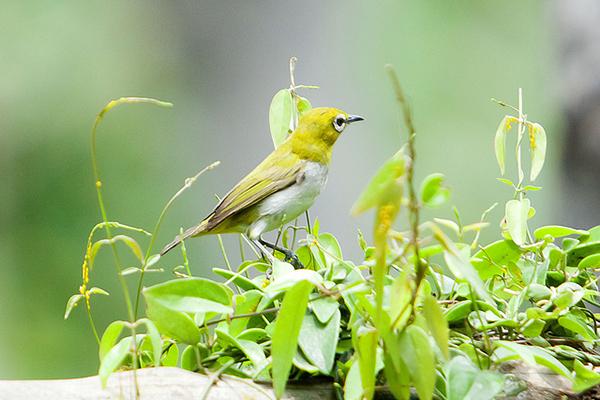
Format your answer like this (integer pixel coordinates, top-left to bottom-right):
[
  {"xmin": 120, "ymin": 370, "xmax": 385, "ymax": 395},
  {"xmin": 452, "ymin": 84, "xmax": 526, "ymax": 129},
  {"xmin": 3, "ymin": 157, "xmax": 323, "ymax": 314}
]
[
  {"xmin": 252, "ymin": 240, "xmax": 277, "ymax": 265},
  {"xmin": 258, "ymin": 237, "xmax": 304, "ymax": 269}
]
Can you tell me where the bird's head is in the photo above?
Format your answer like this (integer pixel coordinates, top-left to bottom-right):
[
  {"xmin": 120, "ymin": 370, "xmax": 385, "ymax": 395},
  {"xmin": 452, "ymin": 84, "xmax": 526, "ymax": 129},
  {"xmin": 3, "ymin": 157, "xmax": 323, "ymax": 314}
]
[{"xmin": 289, "ymin": 107, "xmax": 364, "ymax": 164}]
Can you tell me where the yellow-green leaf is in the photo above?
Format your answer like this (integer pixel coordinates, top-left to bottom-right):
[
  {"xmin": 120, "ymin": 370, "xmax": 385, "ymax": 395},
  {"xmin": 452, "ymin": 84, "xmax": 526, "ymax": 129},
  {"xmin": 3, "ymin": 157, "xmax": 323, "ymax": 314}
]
[
  {"xmin": 529, "ymin": 122, "xmax": 547, "ymax": 181},
  {"xmin": 269, "ymin": 89, "xmax": 293, "ymax": 148},
  {"xmin": 271, "ymin": 280, "xmax": 313, "ymax": 399},
  {"xmin": 494, "ymin": 116, "xmax": 511, "ymax": 175}
]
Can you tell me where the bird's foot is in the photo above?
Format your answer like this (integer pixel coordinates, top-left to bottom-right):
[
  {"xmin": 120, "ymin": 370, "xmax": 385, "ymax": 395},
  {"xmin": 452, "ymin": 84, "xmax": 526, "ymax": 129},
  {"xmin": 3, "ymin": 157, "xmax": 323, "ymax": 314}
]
[
  {"xmin": 283, "ymin": 252, "xmax": 304, "ymax": 269},
  {"xmin": 257, "ymin": 238, "xmax": 304, "ymax": 269}
]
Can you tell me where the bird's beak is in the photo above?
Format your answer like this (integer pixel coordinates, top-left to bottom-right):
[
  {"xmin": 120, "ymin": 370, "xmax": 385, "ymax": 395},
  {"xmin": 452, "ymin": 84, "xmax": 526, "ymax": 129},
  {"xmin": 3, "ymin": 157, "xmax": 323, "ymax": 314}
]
[{"xmin": 347, "ymin": 115, "xmax": 365, "ymax": 124}]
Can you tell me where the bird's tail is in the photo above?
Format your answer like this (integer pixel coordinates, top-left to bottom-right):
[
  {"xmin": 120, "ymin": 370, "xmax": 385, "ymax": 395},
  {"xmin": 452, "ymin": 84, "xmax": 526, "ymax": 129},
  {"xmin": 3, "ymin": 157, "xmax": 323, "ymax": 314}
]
[{"xmin": 160, "ymin": 220, "xmax": 209, "ymax": 256}]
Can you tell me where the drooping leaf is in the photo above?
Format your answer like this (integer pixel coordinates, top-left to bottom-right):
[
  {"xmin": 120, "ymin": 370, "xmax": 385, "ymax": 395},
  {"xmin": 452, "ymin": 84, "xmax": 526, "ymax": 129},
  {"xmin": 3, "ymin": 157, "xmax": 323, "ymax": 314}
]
[
  {"xmin": 423, "ymin": 295, "xmax": 449, "ymax": 360},
  {"xmin": 398, "ymin": 325, "xmax": 436, "ymax": 400},
  {"xmin": 269, "ymin": 89, "xmax": 293, "ymax": 148},
  {"xmin": 64, "ymin": 294, "xmax": 84, "ymax": 319},
  {"xmin": 494, "ymin": 116, "xmax": 512, "ymax": 175},
  {"xmin": 355, "ymin": 327, "xmax": 378, "ymax": 400},
  {"xmin": 271, "ymin": 280, "xmax": 313, "ymax": 399},
  {"xmin": 528, "ymin": 122, "xmax": 547, "ymax": 181},
  {"xmin": 505, "ymin": 198, "xmax": 530, "ymax": 246}
]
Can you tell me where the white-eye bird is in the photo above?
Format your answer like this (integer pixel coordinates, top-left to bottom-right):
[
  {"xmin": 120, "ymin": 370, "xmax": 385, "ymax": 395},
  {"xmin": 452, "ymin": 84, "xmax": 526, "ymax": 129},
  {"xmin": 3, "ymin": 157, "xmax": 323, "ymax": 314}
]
[{"xmin": 161, "ymin": 107, "xmax": 364, "ymax": 266}]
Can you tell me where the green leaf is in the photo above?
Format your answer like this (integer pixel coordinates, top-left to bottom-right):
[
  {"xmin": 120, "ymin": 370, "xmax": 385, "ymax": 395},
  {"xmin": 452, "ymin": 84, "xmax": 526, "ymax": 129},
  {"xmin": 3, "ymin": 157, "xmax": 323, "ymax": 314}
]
[
  {"xmin": 90, "ymin": 235, "xmax": 144, "ymax": 269},
  {"xmin": 310, "ymin": 295, "xmax": 339, "ymax": 324},
  {"xmin": 351, "ymin": 149, "xmax": 405, "ymax": 215},
  {"xmin": 494, "ymin": 116, "xmax": 512, "ymax": 175},
  {"xmin": 64, "ymin": 294, "xmax": 84, "ymax": 319},
  {"xmin": 99, "ymin": 320, "xmax": 127, "ymax": 361},
  {"xmin": 578, "ymin": 254, "xmax": 600, "ymax": 270},
  {"xmin": 529, "ymin": 122, "xmax": 547, "ymax": 181},
  {"xmin": 521, "ymin": 319, "xmax": 545, "ymax": 338},
  {"xmin": 296, "ymin": 96, "xmax": 312, "ymax": 115},
  {"xmin": 213, "ymin": 268, "xmax": 262, "ymax": 291},
  {"xmin": 215, "ymin": 328, "xmax": 267, "ymax": 374},
  {"xmin": 420, "ymin": 173, "xmax": 450, "ymax": 208},
  {"xmin": 137, "ymin": 318, "xmax": 162, "ymax": 367},
  {"xmin": 162, "ymin": 343, "xmax": 179, "ymax": 367},
  {"xmin": 99, "ymin": 335, "xmax": 139, "ymax": 387},
  {"xmin": 266, "ymin": 269, "xmax": 323, "ymax": 294},
  {"xmin": 505, "ymin": 198, "xmax": 530, "ymax": 246},
  {"xmin": 229, "ymin": 290, "xmax": 263, "ymax": 337},
  {"xmin": 444, "ymin": 300, "xmax": 501, "ymax": 322},
  {"xmin": 573, "ymin": 360, "xmax": 600, "ymax": 393},
  {"xmin": 446, "ymin": 355, "xmax": 504, "ymax": 400},
  {"xmin": 471, "ymin": 239, "xmax": 521, "ymax": 280},
  {"xmin": 271, "ymin": 280, "xmax": 313, "ymax": 399},
  {"xmin": 497, "ymin": 177, "xmax": 514, "ymax": 188},
  {"xmin": 398, "ymin": 325, "xmax": 435, "ymax": 400},
  {"xmin": 145, "ymin": 297, "xmax": 200, "ymax": 345},
  {"xmin": 181, "ymin": 345, "xmax": 197, "ymax": 371},
  {"xmin": 269, "ymin": 89, "xmax": 293, "ymax": 148},
  {"xmin": 443, "ymin": 248, "xmax": 494, "ymax": 305},
  {"xmin": 298, "ymin": 310, "xmax": 340, "ymax": 374},
  {"xmin": 423, "ymin": 295, "xmax": 449, "ymax": 360},
  {"xmin": 355, "ymin": 328, "xmax": 378, "ymax": 400},
  {"xmin": 534, "ymin": 225, "xmax": 588, "ymax": 241},
  {"xmin": 494, "ymin": 341, "xmax": 573, "ymax": 381},
  {"xmin": 143, "ymin": 278, "xmax": 233, "ymax": 314},
  {"xmin": 558, "ymin": 313, "xmax": 597, "ymax": 341},
  {"xmin": 317, "ymin": 232, "xmax": 342, "ymax": 268},
  {"xmin": 383, "ymin": 350, "xmax": 410, "ymax": 400}
]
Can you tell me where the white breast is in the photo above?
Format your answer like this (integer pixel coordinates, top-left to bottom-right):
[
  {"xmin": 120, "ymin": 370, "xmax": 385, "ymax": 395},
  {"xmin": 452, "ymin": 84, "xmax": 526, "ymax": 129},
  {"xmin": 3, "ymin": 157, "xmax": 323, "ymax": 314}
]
[{"xmin": 247, "ymin": 161, "xmax": 328, "ymax": 239}]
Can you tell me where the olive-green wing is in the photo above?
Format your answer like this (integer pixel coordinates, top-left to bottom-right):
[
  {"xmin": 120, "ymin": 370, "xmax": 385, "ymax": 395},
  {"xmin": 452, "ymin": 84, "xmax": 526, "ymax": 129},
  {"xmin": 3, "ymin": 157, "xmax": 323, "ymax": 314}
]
[{"xmin": 206, "ymin": 155, "xmax": 304, "ymax": 230}]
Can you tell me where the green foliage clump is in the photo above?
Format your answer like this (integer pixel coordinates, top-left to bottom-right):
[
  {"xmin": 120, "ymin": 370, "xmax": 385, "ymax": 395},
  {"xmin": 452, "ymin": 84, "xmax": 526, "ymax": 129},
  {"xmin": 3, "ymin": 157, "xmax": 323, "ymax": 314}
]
[{"xmin": 66, "ymin": 61, "xmax": 600, "ymax": 399}]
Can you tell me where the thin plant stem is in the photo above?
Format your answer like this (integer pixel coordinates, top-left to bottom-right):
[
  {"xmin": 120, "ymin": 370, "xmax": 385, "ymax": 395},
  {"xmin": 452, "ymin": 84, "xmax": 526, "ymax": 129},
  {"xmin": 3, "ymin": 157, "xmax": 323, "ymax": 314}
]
[
  {"xmin": 385, "ymin": 65, "xmax": 424, "ymax": 311},
  {"xmin": 133, "ymin": 161, "xmax": 220, "ymax": 318},
  {"xmin": 91, "ymin": 97, "xmax": 172, "ymax": 397},
  {"xmin": 180, "ymin": 227, "xmax": 191, "ymax": 276}
]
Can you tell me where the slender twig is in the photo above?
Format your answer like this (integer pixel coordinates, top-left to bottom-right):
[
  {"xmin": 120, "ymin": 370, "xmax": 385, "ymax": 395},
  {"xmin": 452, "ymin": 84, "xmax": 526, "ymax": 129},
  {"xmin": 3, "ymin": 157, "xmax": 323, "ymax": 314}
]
[
  {"xmin": 385, "ymin": 65, "xmax": 424, "ymax": 307},
  {"xmin": 133, "ymin": 161, "xmax": 220, "ymax": 317}
]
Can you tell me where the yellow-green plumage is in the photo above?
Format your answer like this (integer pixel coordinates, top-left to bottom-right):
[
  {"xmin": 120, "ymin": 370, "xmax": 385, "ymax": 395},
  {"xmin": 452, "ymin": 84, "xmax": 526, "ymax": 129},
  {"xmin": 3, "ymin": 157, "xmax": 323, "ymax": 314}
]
[{"xmin": 161, "ymin": 107, "xmax": 363, "ymax": 255}]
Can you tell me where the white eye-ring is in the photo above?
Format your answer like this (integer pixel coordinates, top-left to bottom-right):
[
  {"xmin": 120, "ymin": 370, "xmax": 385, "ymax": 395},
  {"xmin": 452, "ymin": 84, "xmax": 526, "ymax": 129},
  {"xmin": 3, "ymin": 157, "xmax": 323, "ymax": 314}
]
[{"xmin": 333, "ymin": 114, "xmax": 346, "ymax": 133}]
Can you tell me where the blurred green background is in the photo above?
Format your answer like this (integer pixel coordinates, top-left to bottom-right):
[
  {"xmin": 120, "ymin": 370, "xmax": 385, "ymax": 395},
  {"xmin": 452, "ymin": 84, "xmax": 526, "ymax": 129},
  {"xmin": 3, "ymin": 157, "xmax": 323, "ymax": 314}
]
[{"xmin": 0, "ymin": 1, "xmax": 564, "ymax": 379}]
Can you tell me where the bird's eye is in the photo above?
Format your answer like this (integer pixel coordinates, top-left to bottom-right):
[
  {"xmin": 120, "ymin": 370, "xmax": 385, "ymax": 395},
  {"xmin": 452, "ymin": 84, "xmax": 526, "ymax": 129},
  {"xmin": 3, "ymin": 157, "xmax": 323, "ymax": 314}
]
[{"xmin": 333, "ymin": 114, "xmax": 346, "ymax": 132}]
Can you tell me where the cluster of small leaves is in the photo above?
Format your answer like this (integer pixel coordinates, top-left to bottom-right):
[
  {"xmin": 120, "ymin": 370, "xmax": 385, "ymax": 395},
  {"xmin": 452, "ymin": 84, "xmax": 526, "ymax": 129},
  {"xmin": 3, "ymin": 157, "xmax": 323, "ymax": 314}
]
[{"xmin": 68, "ymin": 65, "xmax": 600, "ymax": 400}]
